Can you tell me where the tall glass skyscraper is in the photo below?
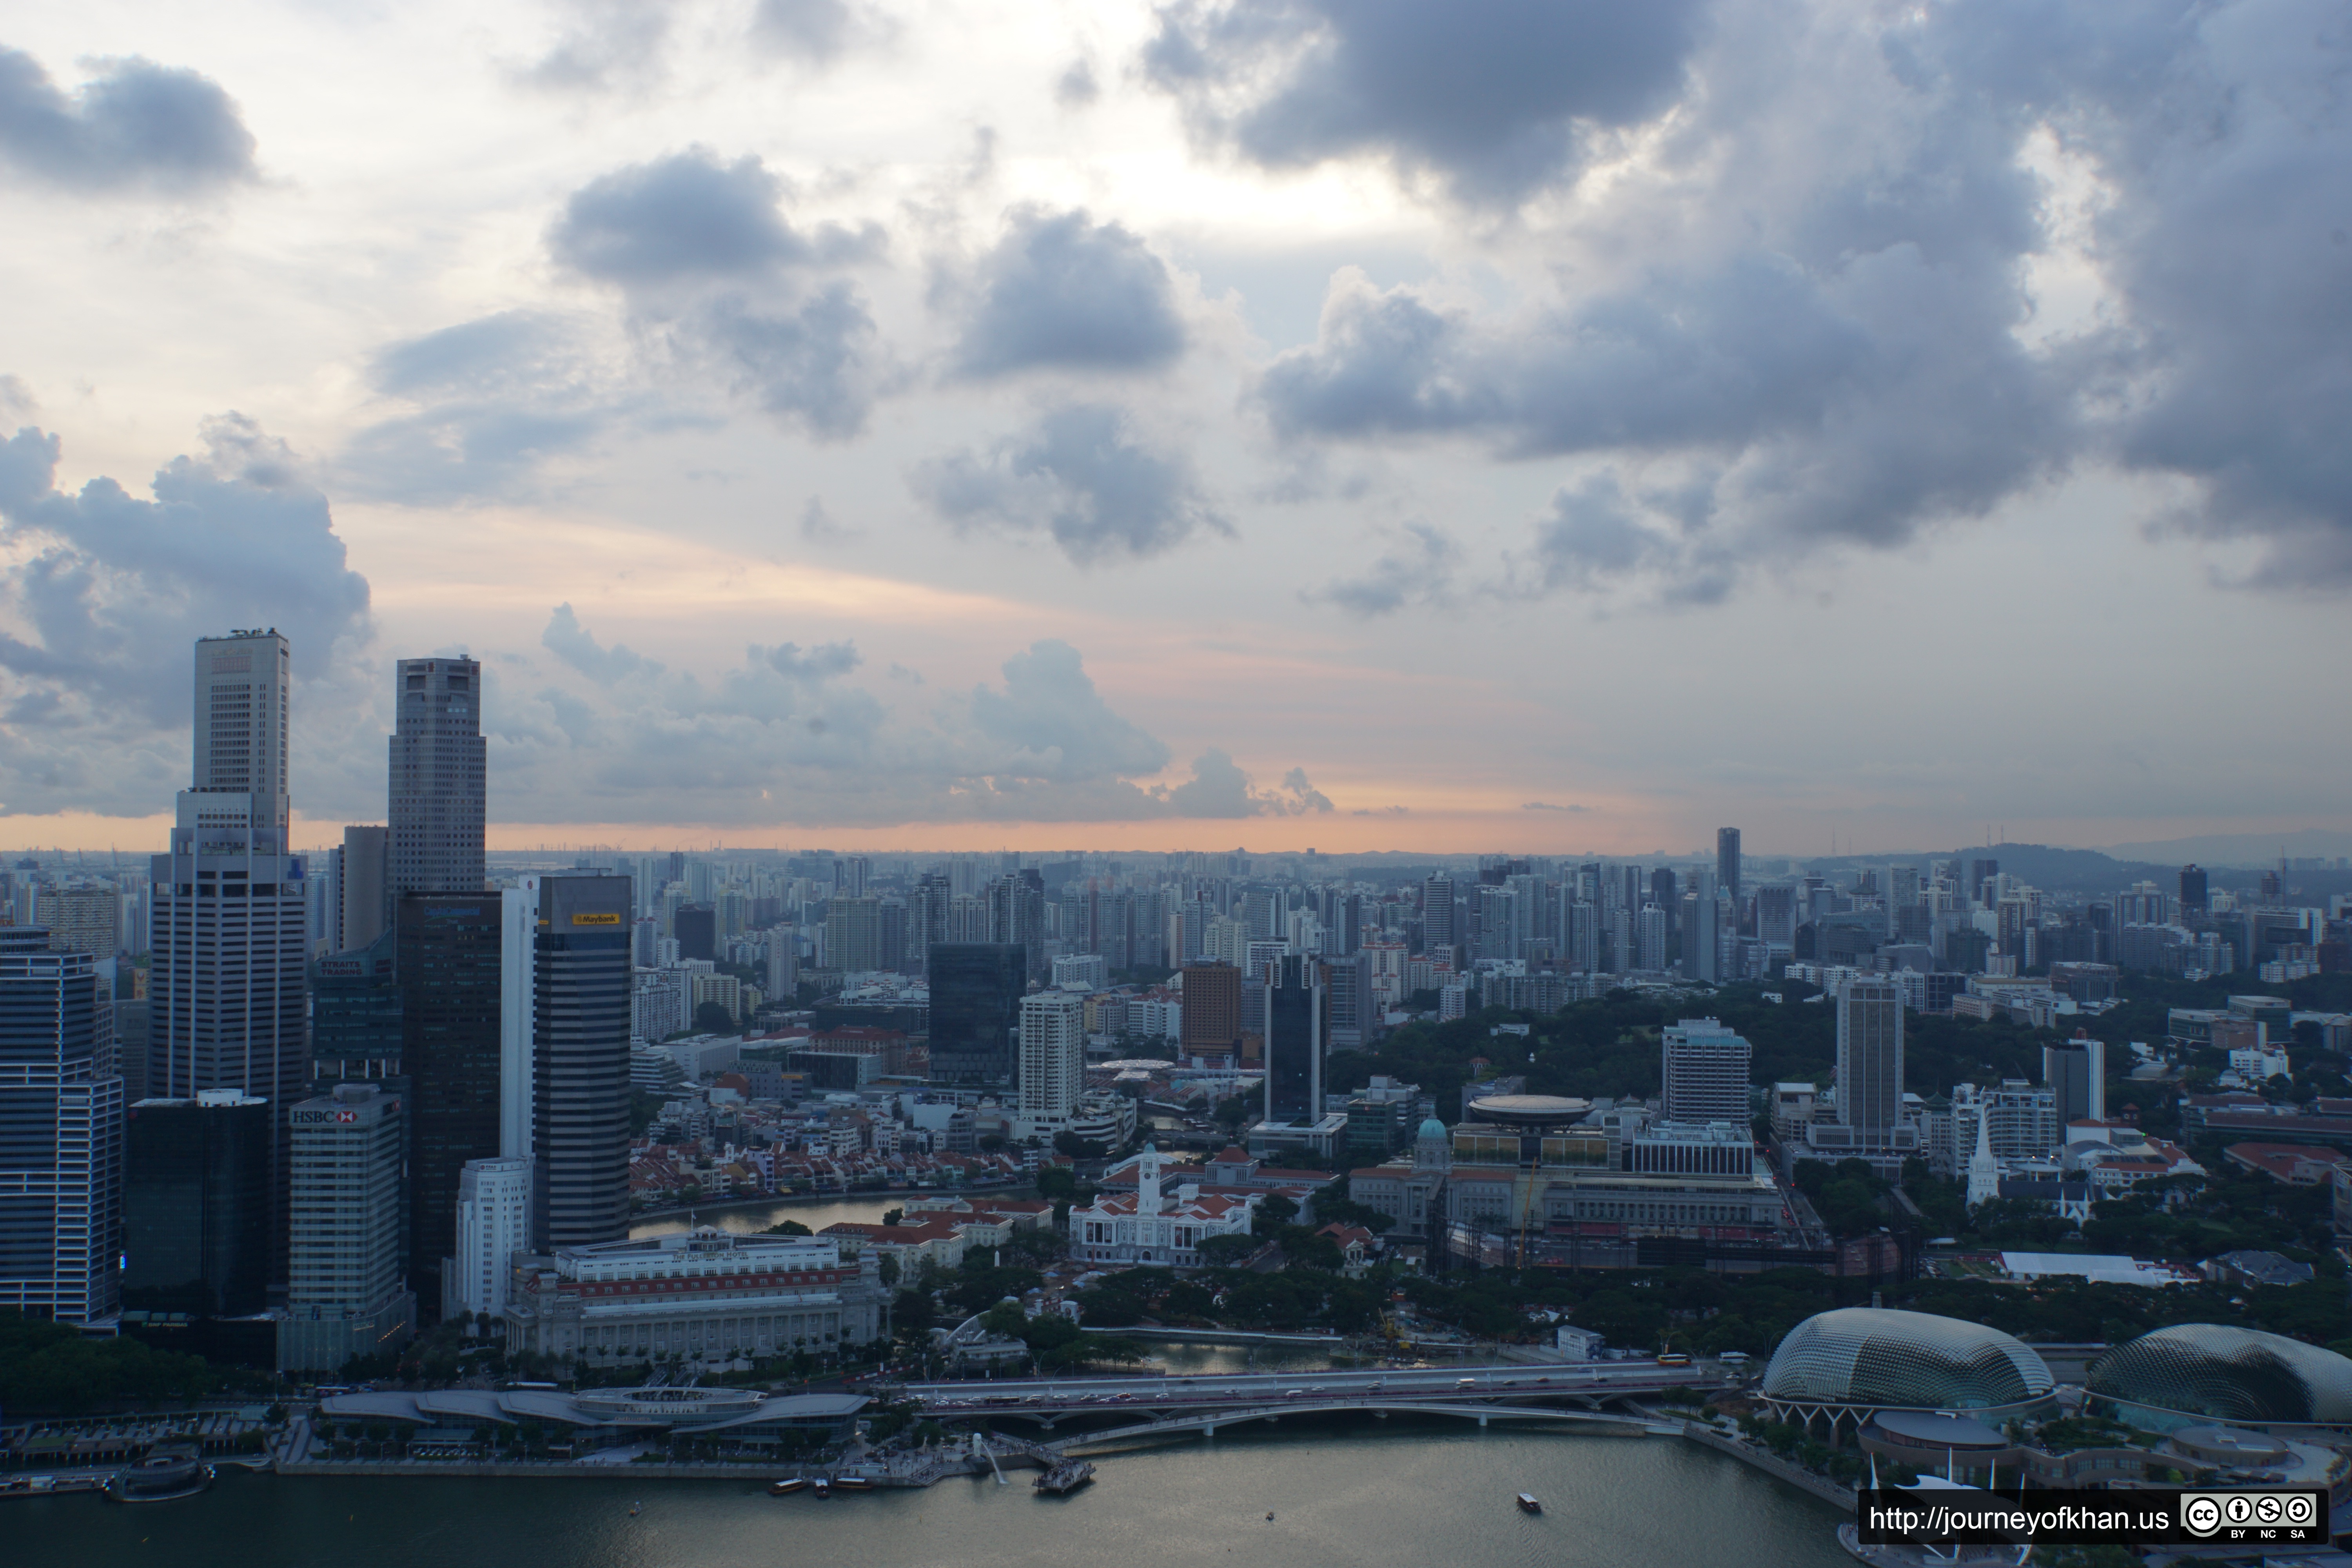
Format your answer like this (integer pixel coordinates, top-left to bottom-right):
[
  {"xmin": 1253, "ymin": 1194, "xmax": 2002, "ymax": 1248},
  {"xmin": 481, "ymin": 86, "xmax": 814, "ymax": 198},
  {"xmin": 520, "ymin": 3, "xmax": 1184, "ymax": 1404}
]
[
  {"xmin": 530, "ymin": 875, "xmax": 632, "ymax": 1247},
  {"xmin": 388, "ymin": 657, "xmax": 486, "ymax": 897},
  {"xmin": 147, "ymin": 630, "xmax": 311, "ymax": 1285},
  {"xmin": 927, "ymin": 944, "xmax": 1027, "ymax": 1087},
  {"xmin": 1261, "ymin": 954, "xmax": 1326, "ymax": 1125},
  {"xmin": 397, "ymin": 893, "xmax": 505, "ymax": 1311},
  {"xmin": 0, "ymin": 927, "xmax": 123, "ymax": 1323}
]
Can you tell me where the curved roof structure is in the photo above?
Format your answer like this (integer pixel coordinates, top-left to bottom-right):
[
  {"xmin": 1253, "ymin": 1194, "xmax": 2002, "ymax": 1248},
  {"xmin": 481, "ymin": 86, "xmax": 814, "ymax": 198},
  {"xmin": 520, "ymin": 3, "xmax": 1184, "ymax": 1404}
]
[
  {"xmin": 2089, "ymin": 1325, "xmax": 2352, "ymax": 1426},
  {"xmin": 1762, "ymin": 1308, "xmax": 2053, "ymax": 1411},
  {"xmin": 1416, "ymin": 1117, "xmax": 1448, "ymax": 1141},
  {"xmin": 1465, "ymin": 1094, "xmax": 1592, "ymax": 1126}
]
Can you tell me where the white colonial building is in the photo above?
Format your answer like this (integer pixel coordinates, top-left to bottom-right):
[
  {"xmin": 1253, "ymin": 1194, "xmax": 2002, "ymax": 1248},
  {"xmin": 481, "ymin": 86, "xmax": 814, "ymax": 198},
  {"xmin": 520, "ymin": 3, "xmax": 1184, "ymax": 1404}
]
[
  {"xmin": 505, "ymin": 1227, "xmax": 887, "ymax": 1366},
  {"xmin": 1069, "ymin": 1145, "xmax": 1259, "ymax": 1268}
]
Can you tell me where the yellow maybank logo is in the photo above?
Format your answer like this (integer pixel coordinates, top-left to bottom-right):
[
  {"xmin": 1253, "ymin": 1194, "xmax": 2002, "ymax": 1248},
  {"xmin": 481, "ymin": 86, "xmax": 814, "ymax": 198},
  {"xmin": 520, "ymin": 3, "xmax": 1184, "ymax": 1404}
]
[{"xmin": 571, "ymin": 911, "xmax": 623, "ymax": 926}]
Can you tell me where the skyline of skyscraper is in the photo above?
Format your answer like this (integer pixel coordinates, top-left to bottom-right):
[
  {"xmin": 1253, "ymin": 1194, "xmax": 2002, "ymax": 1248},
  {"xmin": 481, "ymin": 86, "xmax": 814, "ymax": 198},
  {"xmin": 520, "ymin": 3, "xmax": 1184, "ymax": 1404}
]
[{"xmin": 528, "ymin": 874, "xmax": 633, "ymax": 1248}]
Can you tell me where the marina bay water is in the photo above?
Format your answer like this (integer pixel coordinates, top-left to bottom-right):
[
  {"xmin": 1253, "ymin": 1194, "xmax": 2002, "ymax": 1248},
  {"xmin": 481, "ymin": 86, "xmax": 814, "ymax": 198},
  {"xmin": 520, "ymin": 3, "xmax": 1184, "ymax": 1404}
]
[{"xmin": 17, "ymin": 1421, "xmax": 1848, "ymax": 1568}]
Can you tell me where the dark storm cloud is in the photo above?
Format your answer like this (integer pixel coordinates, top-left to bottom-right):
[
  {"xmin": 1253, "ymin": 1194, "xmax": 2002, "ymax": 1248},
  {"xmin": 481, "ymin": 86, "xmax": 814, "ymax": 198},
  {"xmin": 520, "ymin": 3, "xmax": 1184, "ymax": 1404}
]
[
  {"xmin": 1907, "ymin": 0, "xmax": 2352, "ymax": 587},
  {"xmin": 911, "ymin": 404, "xmax": 1230, "ymax": 566},
  {"xmin": 0, "ymin": 47, "xmax": 256, "ymax": 193},
  {"xmin": 1142, "ymin": 0, "xmax": 1709, "ymax": 202},
  {"xmin": 953, "ymin": 209, "xmax": 1187, "ymax": 377}
]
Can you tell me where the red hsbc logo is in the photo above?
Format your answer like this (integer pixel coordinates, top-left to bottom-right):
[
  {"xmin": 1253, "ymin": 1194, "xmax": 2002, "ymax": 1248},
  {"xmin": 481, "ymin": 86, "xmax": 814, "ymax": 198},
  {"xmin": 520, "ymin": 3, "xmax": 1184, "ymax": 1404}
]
[{"xmin": 335, "ymin": 1110, "xmax": 357, "ymax": 1123}]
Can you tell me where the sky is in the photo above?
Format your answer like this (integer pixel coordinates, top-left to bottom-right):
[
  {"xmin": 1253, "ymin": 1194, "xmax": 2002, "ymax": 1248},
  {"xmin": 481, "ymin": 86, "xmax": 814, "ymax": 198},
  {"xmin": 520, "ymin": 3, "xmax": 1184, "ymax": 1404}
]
[{"xmin": 1, "ymin": 0, "xmax": 2348, "ymax": 859}]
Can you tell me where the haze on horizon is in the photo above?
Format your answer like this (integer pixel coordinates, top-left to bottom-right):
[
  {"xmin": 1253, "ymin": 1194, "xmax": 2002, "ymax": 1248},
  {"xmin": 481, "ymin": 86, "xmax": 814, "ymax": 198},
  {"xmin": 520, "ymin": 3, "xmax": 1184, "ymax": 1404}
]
[{"xmin": 2, "ymin": 0, "xmax": 2348, "ymax": 860}]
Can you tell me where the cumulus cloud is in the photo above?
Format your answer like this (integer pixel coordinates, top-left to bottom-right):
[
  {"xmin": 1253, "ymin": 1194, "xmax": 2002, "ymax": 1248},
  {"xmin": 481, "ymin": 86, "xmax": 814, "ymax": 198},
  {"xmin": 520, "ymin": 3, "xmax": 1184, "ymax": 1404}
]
[
  {"xmin": 1247, "ymin": 1, "xmax": 2352, "ymax": 601},
  {"xmin": 0, "ymin": 47, "xmax": 256, "ymax": 196},
  {"xmin": 1308, "ymin": 521, "xmax": 1453, "ymax": 615},
  {"xmin": 911, "ymin": 403, "xmax": 1229, "ymax": 565},
  {"xmin": 503, "ymin": 613, "xmax": 1330, "ymax": 826},
  {"xmin": 952, "ymin": 208, "xmax": 1187, "ymax": 377},
  {"xmin": 542, "ymin": 604, "xmax": 662, "ymax": 683},
  {"xmin": 1142, "ymin": 0, "xmax": 1707, "ymax": 202},
  {"xmin": 340, "ymin": 311, "xmax": 633, "ymax": 503},
  {"xmin": 0, "ymin": 418, "xmax": 371, "ymax": 815},
  {"xmin": 541, "ymin": 150, "xmax": 889, "ymax": 443},
  {"xmin": 550, "ymin": 151, "xmax": 873, "ymax": 286},
  {"xmin": 762, "ymin": 639, "xmax": 860, "ymax": 682},
  {"xmin": 520, "ymin": 0, "xmax": 672, "ymax": 93},
  {"xmin": 751, "ymin": 0, "xmax": 889, "ymax": 63},
  {"xmin": 969, "ymin": 639, "xmax": 1171, "ymax": 781}
]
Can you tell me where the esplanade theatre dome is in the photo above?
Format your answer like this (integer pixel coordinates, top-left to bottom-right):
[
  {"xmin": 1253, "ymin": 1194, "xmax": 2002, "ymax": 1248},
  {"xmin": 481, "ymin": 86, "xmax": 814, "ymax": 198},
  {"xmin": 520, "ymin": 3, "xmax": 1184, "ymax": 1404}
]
[
  {"xmin": 2089, "ymin": 1325, "xmax": 2352, "ymax": 1428},
  {"xmin": 1763, "ymin": 1308, "xmax": 2053, "ymax": 1415}
]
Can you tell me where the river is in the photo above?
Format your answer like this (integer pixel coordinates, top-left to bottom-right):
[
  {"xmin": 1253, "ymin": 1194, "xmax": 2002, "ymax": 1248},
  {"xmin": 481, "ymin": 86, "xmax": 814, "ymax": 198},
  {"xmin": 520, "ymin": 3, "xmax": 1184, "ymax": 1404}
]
[{"xmin": 15, "ymin": 1422, "xmax": 1850, "ymax": 1568}]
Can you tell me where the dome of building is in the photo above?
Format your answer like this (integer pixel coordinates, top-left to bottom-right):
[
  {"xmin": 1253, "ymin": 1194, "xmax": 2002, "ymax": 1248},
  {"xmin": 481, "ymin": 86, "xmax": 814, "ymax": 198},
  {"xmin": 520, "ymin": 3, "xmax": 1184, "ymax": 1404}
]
[
  {"xmin": 1762, "ymin": 1308, "xmax": 2053, "ymax": 1411},
  {"xmin": 1416, "ymin": 1117, "xmax": 1448, "ymax": 1142},
  {"xmin": 2088, "ymin": 1325, "xmax": 2352, "ymax": 1427}
]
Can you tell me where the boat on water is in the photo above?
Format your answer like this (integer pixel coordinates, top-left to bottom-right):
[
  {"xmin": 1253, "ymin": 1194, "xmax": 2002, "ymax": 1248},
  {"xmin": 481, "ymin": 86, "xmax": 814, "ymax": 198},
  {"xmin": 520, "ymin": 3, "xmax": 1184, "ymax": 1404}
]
[
  {"xmin": 831, "ymin": 1475, "xmax": 877, "ymax": 1491},
  {"xmin": 811, "ymin": 1478, "xmax": 833, "ymax": 1499},
  {"xmin": 628, "ymin": 1502, "xmax": 642, "ymax": 1517},
  {"xmin": 1517, "ymin": 1494, "xmax": 1542, "ymax": 1514},
  {"xmin": 769, "ymin": 1477, "xmax": 811, "ymax": 1496}
]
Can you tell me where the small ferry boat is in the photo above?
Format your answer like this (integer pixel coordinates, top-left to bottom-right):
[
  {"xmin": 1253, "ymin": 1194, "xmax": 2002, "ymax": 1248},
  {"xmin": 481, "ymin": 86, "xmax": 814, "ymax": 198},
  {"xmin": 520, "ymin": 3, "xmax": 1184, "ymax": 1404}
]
[
  {"xmin": 810, "ymin": 1478, "xmax": 832, "ymax": 1499},
  {"xmin": 768, "ymin": 1477, "xmax": 811, "ymax": 1496},
  {"xmin": 1516, "ymin": 1493, "xmax": 1542, "ymax": 1514},
  {"xmin": 628, "ymin": 1501, "xmax": 642, "ymax": 1517},
  {"xmin": 830, "ymin": 1474, "xmax": 877, "ymax": 1492}
]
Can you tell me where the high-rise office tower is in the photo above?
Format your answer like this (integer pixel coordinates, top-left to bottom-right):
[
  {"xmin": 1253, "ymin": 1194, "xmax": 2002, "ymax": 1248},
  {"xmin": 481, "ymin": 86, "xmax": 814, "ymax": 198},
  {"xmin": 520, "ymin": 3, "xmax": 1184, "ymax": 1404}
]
[
  {"xmin": 1178, "ymin": 960, "xmax": 1243, "ymax": 1059},
  {"xmin": 1261, "ymin": 955, "xmax": 1327, "ymax": 1125},
  {"xmin": 452, "ymin": 1155, "xmax": 532, "ymax": 1320},
  {"xmin": 310, "ymin": 927, "xmax": 403, "ymax": 1083},
  {"xmin": 1968, "ymin": 858, "xmax": 2000, "ymax": 907},
  {"xmin": 985, "ymin": 870, "xmax": 1049, "ymax": 985},
  {"xmin": 1324, "ymin": 951, "xmax": 1369, "ymax": 1050},
  {"xmin": 339, "ymin": 824, "xmax": 389, "ymax": 951},
  {"xmin": 1017, "ymin": 991, "xmax": 1087, "ymax": 1124},
  {"xmin": 0, "ymin": 928, "xmax": 124, "ymax": 1323},
  {"xmin": 674, "ymin": 903, "xmax": 717, "ymax": 962},
  {"xmin": 397, "ymin": 892, "xmax": 505, "ymax": 1314},
  {"xmin": 279, "ymin": 1082, "xmax": 413, "ymax": 1372},
  {"xmin": 2179, "ymin": 864, "xmax": 2209, "ymax": 916},
  {"xmin": 1650, "ymin": 867, "xmax": 1678, "ymax": 911},
  {"xmin": 1679, "ymin": 889, "xmax": 1720, "ymax": 982},
  {"xmin": 1564, "ymin": 898, "xmax": 1599, "ymax": 973},
  {"xmin": 123, "ymin": 1089, "xmax": 272, "ymax": 1316},
  {"xmin": 1421, "ymin": 875, "xmax": 1456, "ymax": 955},
  {"xmin": 1835, "ymin": 977, "xmax": 1905, "ymax": 1139},
  {"xmin": 1660, "ymin": 1017, "xmax": 1752, "ymax": 1124},
  {"xmin": 927, "ymin": 944, "xmax": 1028, "ymax": 1087},
  {"xmin": 529, "ymin": 875, "xmax": 633, "ymax": 1247},
  {"xmin": 833, "ymin": 855, "xmax": 869, "ymax": 899},
  {"xmin": 388, "ymin": 657, "xmax": 485, "ymax": 897},
  {"xmin": 2043, "ymin": 1036, "xmax": 2106, "ymax": 1128},
  {"xmin": 1716, "ymin": 828, "xmax": 1742, "ymax": 906},
  {"xmin": 149, "ymin": 630, "xmax": 310, "ymax": 1285}
]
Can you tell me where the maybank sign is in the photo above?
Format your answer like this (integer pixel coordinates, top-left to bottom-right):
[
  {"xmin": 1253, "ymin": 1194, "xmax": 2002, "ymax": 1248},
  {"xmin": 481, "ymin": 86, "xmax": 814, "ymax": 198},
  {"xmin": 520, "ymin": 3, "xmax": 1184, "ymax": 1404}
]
[{"xmin": 572, "ymin": 911, "xmax": 623, "ymax": 926}]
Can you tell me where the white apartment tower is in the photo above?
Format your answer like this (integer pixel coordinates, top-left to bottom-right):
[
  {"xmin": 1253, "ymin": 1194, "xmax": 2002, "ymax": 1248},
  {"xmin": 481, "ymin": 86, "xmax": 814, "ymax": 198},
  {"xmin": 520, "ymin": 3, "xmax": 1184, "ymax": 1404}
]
[{"xmin": 1018, "ymin": 990, "xmax": 1087, "ymax": 1125}]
